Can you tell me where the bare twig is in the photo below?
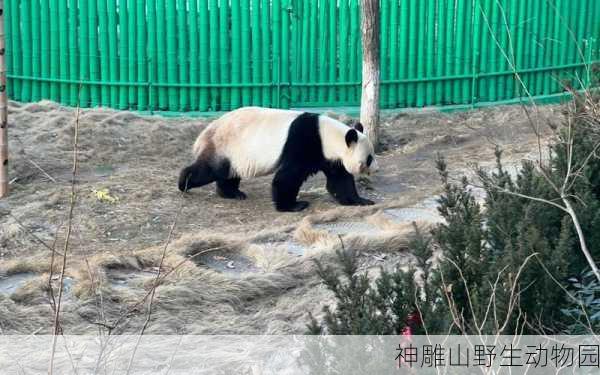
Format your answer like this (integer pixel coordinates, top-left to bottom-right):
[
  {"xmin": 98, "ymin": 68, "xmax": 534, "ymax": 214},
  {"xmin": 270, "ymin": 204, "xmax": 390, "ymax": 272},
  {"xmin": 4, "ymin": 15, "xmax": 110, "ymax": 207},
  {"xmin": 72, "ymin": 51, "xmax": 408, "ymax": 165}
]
[
  {"xmin": 82, "ymin": 251, "xmax": 107, "ymax": 334},
  {"xmin": 26, "ymin": 159, "xmax": 57, "ymax": 183},
  {"xmin": 562, "ymin": 198, "xmax": 600, "ymax": 282},
  {"xmin": 125, "ymin": 190, "xmax": 186, "ymax": 374},
  {"xmin": 103, "ymin": 243, "xmax": 225, "ymax": 334},
  {"xmin": 47, "ymin": 222, "xmax": 62, "ymax": 314},
  {"xmin": 7, "ymin": 212, "xmax": 64, "ymax": 257},
  {"xmin": 49, "ymin": 85, "xmax": 82, "ymax": 374}
]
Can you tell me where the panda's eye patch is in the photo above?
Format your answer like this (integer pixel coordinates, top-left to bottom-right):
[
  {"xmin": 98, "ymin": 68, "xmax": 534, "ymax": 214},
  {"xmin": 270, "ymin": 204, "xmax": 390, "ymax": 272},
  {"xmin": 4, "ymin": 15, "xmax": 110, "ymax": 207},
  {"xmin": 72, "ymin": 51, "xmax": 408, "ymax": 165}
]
[{"xmin": 366, "ymin": 155, "xmax": 373, "ymax": 167}]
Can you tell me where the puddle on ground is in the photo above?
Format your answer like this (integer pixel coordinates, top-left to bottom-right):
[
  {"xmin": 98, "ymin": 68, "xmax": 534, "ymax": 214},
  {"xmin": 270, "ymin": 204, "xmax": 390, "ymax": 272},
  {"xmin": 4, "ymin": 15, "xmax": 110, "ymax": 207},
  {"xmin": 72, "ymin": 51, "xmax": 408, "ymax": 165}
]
[
  {"xmin": 107, "ymin": 269, "xmax": 157, "ymax": 291},
  {"xmin": 0, "ymin": 273, "xmax": 37, "ymax": 296},
  {"xmin": 48, "ymin": 276, "xmax": 77, "ymax": 298},
  {"xmin": 258, "ymin": 241, "xmax": 307, "ymax": 257},
  {"xmin": 417, "ymin": 196, "xmax": 440, "ymax": 210},
  {"xmin": 93, "ymin": 164, "xmax": 117, "ymax": 177},
  {"xmin": 374, "ymin": 177, "xmax": 412, "ymax": 194},
  {"xmin": 314, "ymin": 221, "xmax": 381, "ymax": 236},
  {"xmin": 385, "ymin": 194, "xmax": 443, "ymax": 224},
  {"xmin": 0, "ymin": 273, "xmax": 78, "ymax": 299},
  {"xmin": 385, "ymin": 187, "xmax": 490, "ymax": 225},
  {"xmin": 194, "ymin": 251, "xmax": 260, "ymax": 277},
  {"xmin": 384, "ymin": 207, "xmax": 443, "ymax": 224}
]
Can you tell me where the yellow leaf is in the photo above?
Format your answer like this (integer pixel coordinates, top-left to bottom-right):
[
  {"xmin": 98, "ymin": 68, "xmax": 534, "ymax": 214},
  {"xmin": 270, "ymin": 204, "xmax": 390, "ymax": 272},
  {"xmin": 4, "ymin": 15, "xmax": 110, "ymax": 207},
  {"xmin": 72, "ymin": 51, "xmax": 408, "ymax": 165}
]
[{"xmin": 92, "ymin": 188, "xmax": 119, "ymax": 204}]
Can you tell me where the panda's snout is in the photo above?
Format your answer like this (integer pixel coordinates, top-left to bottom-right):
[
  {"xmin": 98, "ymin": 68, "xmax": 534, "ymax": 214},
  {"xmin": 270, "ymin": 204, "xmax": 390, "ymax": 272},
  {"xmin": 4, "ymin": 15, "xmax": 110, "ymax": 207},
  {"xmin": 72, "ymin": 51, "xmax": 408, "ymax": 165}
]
[
  {"xmin": 178, "ymin": 167, "xmax": 193, "ymax": 192},
  {"xmin": 367, "ymin": 159, "xmax": 379, "ymax": 174},
  {"xmin": 359, "ymin": 162, "xmax": 368, "ymax": 175}
]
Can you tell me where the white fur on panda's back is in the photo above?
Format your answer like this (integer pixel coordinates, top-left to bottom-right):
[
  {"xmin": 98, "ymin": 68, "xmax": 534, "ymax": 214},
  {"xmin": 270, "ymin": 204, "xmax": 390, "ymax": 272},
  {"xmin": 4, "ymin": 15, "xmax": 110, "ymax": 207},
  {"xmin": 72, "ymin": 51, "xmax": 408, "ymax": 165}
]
[{"xmin": 200, "ymin": 107, "xmax": 303, "ymax": 179}]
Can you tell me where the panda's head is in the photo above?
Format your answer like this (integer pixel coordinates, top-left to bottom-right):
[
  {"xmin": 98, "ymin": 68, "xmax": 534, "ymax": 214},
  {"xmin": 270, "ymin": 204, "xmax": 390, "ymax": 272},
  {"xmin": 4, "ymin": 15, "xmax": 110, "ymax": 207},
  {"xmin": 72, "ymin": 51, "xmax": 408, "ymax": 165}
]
[{"xmin": 341, "ymin": 123, "xmax": 379, "ymax": 176}]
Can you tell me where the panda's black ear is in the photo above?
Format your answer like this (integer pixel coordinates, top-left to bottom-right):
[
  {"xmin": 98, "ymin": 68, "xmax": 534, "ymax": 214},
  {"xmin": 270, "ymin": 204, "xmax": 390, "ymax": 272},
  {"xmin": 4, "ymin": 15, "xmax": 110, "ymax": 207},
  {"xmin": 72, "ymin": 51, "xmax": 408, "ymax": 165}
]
[
  {"xmin": 345, "ymin": 129, "xmax": 358, "ymax": 147},
  {"xmin": 354, "ymin": 122, "xmax": 364, "ymax": 133}
]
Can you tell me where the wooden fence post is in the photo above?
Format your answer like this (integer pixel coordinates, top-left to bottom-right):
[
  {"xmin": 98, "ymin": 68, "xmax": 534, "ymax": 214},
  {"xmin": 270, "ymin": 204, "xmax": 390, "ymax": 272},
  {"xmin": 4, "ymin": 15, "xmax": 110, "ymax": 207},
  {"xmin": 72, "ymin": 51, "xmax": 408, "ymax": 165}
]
[{"xmin": 0, "ymin": 0, "xmax": 8, "ymax": 198}]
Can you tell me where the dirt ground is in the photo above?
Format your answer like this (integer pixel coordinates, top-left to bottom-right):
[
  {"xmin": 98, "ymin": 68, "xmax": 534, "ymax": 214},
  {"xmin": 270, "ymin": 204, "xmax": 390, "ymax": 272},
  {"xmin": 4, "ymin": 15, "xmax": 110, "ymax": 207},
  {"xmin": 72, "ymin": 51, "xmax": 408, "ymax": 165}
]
[{"xmin": 0, "ymin": 100, "xmax": 561, "ymax": 334}]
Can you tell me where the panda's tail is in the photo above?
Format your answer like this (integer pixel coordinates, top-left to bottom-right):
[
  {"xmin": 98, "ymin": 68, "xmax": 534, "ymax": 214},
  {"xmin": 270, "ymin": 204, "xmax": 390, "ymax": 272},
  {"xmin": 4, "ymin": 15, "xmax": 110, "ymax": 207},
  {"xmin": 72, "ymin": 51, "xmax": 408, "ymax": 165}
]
[{"xmin": 178, "ymin": 162, "xmax": 214, "ymax": 192}]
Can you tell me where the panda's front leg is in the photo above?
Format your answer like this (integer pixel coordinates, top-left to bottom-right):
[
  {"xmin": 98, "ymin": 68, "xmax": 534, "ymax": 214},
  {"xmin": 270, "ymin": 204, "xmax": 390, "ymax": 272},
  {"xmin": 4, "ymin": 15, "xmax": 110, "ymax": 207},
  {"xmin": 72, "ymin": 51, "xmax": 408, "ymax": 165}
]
[
  {"xmin": 323, "ymin": 165, "xmax": 374, "ymax": 206},
  {"xmin": 216, "ymin": 178, "xmax": 247, "ymax": 200},
  {"xmin": 272, "ymin": 166, "xmax": 310, "ymax": 212}
]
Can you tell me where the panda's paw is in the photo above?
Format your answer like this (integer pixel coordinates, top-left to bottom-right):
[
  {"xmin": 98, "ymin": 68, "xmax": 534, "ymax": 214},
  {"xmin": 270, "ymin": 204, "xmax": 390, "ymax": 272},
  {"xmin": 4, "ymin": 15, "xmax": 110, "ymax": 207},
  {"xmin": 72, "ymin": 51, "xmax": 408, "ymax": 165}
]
[
  {"xmin": 293, "ymin": 201, "xmax": 310, "ymax": 211},
  {"xmin": 217, "ymin": 188, "xmax": 247, "ymax": 200},
  {"xmin": 233, "ymin": 191, "xmax": 247, "ymax": 200},
  {"xmin": 356, "ymin": 197, "xmax": 375, "ymax": 206},
  {"xmin": 277, "ymin": 201, "xmax": 310, "ymax": 212}
]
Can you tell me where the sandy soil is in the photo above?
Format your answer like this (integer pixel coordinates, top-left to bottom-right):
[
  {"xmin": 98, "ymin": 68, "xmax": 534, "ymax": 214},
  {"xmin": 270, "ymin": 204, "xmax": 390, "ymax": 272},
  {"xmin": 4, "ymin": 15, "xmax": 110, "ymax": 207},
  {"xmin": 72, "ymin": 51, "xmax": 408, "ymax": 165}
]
[{"xmin": 0, "ymin": 100, "xmax": 561, "ymax": 334}]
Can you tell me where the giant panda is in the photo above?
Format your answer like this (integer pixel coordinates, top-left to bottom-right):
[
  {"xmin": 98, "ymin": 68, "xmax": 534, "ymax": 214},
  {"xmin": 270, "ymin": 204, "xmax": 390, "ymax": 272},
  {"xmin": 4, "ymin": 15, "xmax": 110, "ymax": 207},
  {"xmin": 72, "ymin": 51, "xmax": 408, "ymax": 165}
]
[{"xmin": 178, "ymin": 107, "xmax": 379, "ymax": 212}]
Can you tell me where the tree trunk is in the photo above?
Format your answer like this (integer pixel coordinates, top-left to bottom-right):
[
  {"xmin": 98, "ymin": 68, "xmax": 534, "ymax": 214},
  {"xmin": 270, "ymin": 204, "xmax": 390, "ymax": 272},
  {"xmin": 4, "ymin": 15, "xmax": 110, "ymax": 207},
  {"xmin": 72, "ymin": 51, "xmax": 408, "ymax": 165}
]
[
  {"xmin": 0, "ymin": 0, "xmax": 8, "ymax": 198},
  {"xmin": 359, "ymin": 0, "xmax": 380, "ymax": 151}
]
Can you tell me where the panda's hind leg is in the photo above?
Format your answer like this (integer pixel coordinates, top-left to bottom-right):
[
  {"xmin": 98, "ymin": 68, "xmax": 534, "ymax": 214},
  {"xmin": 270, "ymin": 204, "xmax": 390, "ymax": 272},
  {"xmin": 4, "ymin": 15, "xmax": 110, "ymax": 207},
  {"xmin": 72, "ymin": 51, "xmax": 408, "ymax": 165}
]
[{"xmin": 216, "ymin": 178, "xmax": 247, "ymax": 200}]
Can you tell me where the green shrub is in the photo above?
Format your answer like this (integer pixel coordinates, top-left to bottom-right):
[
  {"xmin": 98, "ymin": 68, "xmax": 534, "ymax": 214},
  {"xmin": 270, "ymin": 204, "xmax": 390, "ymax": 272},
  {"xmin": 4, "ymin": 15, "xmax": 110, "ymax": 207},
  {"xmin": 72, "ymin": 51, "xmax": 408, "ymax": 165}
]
[
  {"xmin": 562, "ymin": 270, "xmax": 600, "ymax": 334},
  {"xmin": 309, "ymin": 96, "xmax": 600, "ymax": 335}
]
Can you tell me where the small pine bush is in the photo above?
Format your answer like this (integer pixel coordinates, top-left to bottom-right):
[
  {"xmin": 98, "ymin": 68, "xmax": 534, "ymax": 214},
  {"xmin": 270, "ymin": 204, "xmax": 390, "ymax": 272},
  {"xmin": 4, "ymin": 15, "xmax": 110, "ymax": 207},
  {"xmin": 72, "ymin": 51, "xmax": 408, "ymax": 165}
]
[{"xmin": 309, "ymin": 95, "xmax": 600, "ymax": 335}]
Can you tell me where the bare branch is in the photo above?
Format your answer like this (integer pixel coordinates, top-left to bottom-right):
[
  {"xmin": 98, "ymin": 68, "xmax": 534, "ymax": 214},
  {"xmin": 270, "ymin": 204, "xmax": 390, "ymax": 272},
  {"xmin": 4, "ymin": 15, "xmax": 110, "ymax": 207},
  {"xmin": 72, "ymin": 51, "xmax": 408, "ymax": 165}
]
[{"xmin": 49, "ymin": 84, "xmax": 82, "ymax": 374}]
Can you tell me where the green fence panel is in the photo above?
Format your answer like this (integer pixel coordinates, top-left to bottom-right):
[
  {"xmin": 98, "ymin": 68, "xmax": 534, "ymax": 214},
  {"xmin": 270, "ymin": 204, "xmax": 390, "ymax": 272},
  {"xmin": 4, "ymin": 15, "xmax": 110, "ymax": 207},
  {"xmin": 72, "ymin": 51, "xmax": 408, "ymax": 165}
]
[
  {"xmin": 177, "ymin": 0, "xmax": 188, "ymax": 111},
  {"xmin": 68, "ymin": 0, "xmax": 78, "ymax": 106},
  {"xmin": 199, "ymin": 0, "xmax": 210, "ymax": 110},
  {"xmin": 118, "ymin": 0, "xmax": 128, "ymax": 109},
  {"xmin": 78, "ymin": 0, "xmax": 89, "ymax": 106},
  {"xmin": 9, "ymin": 0, "xmax": 21, "ymax": 99},
  {"xmin": 138, "ymin": 0, "xmax": 149, "ymax": 110},
  {"xmin": 49, "ymin": 0, "xmax": 60, "ymax": 101},
  {"xmin": 5, "ymin": 0, "xmax": 12, "ymax": 98},
  {"xmin": 98, "ymin": 0, "xmax": 110, "ymax": 106},
  {"xmin": 230, "ymin": 0, "xmax": 241, "ymax": 109},
  {"xmin": 280, "ymin": 0, "xmax": 290, "ymax": 108},
  {"xmin": 5, "ymin": 0, "xmax": 600, "ymax": 112},
  {"xmin": 240, "ymin": 0, "xmax": 251, "ymax": 106},
  {"xmin": 166, "ymin": 0, "xmax": 177, "ymax": 109},
  {"xmin": 127, "ymin": 0, "xmax": 137, "ymax": 107},
  {"xmin": 31, "ymin": 0, "xmax": 42, "ymax": 102},
  {"xmin": 88, "ymin": 0, "xmax": 100, "ymax": 106},
  {"xmin": 398, "ymin": 0, "xmax": 408, "ymax": 107},
  {"xmin": 349, "ymin": 0, "xmax": 359, "ymax": 102},
  {"xmin": 250, "ymin": 0, "xmax": 261, "ymax": 106},
  {"xmin": 338, "ymin": 0, "xmax": 348, "ymax": 104},
  {"xmin": 146, "ymin": 0, "xmax": 157, "ymax": 109},
  {"xmin": 300, "ymin": 0, "xmax": 309, "ymax": 104},
  {"xmin": 308, "ymin": 1, "xmax": 317, "ymax": 103},
  {"xmin": 156, "ymin": 0, "xmax": 166, "ymax": 108},
  {"xmin": 107, "ymin": 0, "xmax": 118, "ymax": 107},
  {"xmin": 20, "ymin": 0, "xmax": 33, "ymax": 102},
  {"xmin": 273, "ymin": 0, "xmax": 280, "ymax": 105},
  {"xmin": 209, "ymin": 0, "xmax": 218, "ymax": 109},
  {"xmin": 21, "ymin": 0, "xmax": 32, "ymax": 102},
  {"xmin": 506, "ymin": 0, "xmax": 517, "ymax": 98},
  {"xmin": 380, "ymin": 0, "xmax": 388, "ymax": 107},
  {"xmin": 220, "ymin": 0, "xmax": 230, "ymax": 109},
  {"xmin": 188, "ymin": 0, "xmax": 199, "ymax": 110},
  {"xmin": 444, "ymin": 0, "xmax": 454, "ymax": 104},
  {"xmin": 260, "ymin": 0, "xmax": 271, "ymax": 107},
  {"xmin": 454, "ymin": 1, "xmax": 473, "ymax": 104},
  {"xmin": 58, "ymin": 0, "xmax": 68, "ymax": 103}
]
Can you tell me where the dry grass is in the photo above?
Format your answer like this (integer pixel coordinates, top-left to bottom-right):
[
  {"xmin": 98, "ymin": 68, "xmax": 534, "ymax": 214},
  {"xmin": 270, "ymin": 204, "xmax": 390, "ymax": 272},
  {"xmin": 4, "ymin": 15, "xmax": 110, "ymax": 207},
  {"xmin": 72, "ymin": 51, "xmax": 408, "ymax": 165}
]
[
  {"xmin": 0, "ymin": 257, "xmax": 61, "ymax": 276},
  {"xmin": 0, "ymin": 100, "xmax": 560, "ymax": 334}
]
